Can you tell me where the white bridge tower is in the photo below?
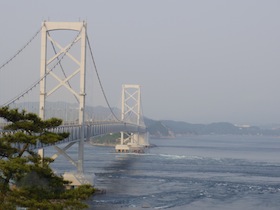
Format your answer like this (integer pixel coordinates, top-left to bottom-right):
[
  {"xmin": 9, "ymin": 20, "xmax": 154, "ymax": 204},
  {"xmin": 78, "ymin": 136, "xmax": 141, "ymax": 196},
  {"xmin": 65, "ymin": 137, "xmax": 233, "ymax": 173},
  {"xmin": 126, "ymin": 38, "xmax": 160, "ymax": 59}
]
[
  {"xmin": 115, "ymin": 84, "xmax": 149, "ymax": 153},
  {"xmin": 38, "ymin": 21, "xmax": 91, "ymax": 186}
]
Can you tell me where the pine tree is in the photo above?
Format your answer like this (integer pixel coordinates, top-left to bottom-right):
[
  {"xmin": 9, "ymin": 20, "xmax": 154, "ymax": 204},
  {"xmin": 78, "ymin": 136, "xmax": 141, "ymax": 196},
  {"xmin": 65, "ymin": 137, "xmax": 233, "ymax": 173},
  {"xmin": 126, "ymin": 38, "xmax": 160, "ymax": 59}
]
[{"xmin": 0, "ymin": 107, "xmax": 95, "ymax": 209}]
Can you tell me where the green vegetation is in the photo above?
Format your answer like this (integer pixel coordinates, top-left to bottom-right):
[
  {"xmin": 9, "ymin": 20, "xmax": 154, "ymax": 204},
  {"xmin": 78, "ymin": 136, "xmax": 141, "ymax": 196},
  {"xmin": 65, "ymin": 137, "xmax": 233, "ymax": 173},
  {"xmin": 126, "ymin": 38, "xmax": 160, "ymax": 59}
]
[
  {"xmin": 90, "ymin": 133, "xmax": 121, "ymax": 145},
  {"xmin": 0, "ymin": 107, "xmax": 95, "ymax": 210}
]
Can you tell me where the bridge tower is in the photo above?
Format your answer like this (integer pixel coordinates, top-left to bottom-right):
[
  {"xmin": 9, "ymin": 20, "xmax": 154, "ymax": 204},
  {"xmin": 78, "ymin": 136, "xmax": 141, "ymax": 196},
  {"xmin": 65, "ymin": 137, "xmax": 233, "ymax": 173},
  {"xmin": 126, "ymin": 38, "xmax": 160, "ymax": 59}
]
[
  {"xmin": 115, "ymin": 84, "xmax": 149, "ymax": 153},
  {"xmin": 38, "ymin": 22, "xmax": 89, "ymax": 183}
]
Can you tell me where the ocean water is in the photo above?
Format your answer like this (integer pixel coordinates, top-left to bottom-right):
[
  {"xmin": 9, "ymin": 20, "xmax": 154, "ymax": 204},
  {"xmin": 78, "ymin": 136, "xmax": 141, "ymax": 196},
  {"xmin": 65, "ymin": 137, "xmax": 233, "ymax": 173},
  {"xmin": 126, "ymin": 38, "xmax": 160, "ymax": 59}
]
[{"xmin": 48, "ymin": 135, "xmax": 280, "ymax": 210}]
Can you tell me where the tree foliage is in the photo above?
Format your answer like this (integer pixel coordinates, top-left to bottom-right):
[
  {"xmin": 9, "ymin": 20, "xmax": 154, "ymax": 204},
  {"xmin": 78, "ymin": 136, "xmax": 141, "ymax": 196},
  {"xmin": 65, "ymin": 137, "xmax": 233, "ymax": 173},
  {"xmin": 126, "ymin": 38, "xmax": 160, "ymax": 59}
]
[{"xmin": 0, "ymin": 107, "xmax": 95, "ymax": 209}]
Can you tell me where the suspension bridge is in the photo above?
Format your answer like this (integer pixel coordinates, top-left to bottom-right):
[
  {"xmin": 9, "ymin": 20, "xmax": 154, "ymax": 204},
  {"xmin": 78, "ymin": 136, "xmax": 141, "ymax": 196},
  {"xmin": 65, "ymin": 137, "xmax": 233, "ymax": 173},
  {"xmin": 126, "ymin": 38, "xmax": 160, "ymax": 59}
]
[{"xmin": 0, "ymin": 21, "xmax": 149, "ymax": 186}]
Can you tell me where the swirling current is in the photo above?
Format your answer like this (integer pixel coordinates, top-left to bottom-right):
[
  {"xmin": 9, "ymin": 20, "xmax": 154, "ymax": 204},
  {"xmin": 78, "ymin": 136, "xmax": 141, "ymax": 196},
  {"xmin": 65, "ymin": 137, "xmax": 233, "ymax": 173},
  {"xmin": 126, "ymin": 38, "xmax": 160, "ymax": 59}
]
[{"xmin": 47, "ymin": 135, "xmax": 280, "ymax": 210}]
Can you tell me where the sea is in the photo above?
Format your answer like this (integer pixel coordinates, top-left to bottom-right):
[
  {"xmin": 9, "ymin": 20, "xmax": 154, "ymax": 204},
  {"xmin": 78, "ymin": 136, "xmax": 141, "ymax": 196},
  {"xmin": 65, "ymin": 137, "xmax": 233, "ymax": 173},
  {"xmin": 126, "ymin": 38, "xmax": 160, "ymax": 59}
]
[{"xmin": 47, "ymin": 135, "xmax": 280, "ymax": 210}]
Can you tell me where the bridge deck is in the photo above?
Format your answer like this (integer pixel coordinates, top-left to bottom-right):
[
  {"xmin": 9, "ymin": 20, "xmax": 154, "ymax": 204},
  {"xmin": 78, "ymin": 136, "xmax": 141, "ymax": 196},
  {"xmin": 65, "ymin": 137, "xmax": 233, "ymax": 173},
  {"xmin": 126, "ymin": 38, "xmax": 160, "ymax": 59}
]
[{"xmin": 0, "ymin": 121, "xmax": 146, "ymax": 150}]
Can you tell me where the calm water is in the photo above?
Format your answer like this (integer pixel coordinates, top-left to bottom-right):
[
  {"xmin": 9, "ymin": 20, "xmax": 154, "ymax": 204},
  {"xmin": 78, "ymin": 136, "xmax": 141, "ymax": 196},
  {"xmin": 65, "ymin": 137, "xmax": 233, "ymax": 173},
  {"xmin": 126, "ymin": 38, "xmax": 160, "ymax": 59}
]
[{"xmin": 48, "ymin": 135, "xmax": 280, "ymax": 209}]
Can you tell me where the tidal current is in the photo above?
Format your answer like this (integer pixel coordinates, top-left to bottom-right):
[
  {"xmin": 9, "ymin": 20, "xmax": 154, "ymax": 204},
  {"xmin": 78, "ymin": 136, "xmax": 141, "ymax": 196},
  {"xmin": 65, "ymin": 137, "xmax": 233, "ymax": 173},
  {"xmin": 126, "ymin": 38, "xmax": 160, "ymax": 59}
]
[{"xmin": 48, "ymin": 135, "xmax": 280, "ymax": 209}]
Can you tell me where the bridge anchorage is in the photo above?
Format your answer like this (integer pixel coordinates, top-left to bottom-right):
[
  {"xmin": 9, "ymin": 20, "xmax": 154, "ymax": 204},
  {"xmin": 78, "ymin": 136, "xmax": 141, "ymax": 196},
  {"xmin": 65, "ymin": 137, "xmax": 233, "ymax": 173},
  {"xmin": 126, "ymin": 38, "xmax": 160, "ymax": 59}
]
[{"xmin": 35, "ymin": 21, "xmax": 149, "ymax": 187}]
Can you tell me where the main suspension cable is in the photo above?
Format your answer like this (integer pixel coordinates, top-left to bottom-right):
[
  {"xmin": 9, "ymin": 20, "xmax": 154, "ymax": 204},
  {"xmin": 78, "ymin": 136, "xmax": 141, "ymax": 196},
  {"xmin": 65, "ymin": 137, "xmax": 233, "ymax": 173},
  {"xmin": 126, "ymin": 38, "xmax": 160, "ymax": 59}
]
[
  {"xmin": 86, "ymin": 35, "xmax": 120, "ymax": 121},
  {"xmin": 0, "ymin": 26, "xmax": 43, "ymax": 72},
  {"xmin": 2, "ymin": 26, "xmax": 84, "ymax": 107}
]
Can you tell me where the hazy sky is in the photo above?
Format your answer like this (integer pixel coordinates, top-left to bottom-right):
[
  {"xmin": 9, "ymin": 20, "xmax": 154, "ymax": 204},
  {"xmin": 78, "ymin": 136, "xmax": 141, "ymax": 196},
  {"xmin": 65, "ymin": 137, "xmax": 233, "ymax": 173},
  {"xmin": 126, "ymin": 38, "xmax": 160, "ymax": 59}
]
[{"xmin": 1, "ymin": 0, "xmax": 280, "ymax": 125}]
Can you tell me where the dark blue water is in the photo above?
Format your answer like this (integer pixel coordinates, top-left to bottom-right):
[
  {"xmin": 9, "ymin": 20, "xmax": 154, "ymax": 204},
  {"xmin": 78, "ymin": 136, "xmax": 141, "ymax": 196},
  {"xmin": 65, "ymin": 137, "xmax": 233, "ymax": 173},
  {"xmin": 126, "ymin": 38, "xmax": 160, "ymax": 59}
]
[{"xmin": 47, "ymin": 135, "xmax": 280, "ymax": 209}]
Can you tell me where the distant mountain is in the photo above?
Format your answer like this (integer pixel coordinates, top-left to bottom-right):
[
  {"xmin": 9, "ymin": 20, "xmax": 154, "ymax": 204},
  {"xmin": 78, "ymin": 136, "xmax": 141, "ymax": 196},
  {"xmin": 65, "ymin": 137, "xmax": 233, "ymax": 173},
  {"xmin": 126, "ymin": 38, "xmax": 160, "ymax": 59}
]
[
  {"xmin": 6, "ymin": 102, "xmax": 280, "ymax": 137},
  {"xmin": 144, "ymin": 119, "xmax": 280, "ymax": 138},
  {"xmin": 144, "ymin": 118, "xmax": 175, "ymax": 138}
]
